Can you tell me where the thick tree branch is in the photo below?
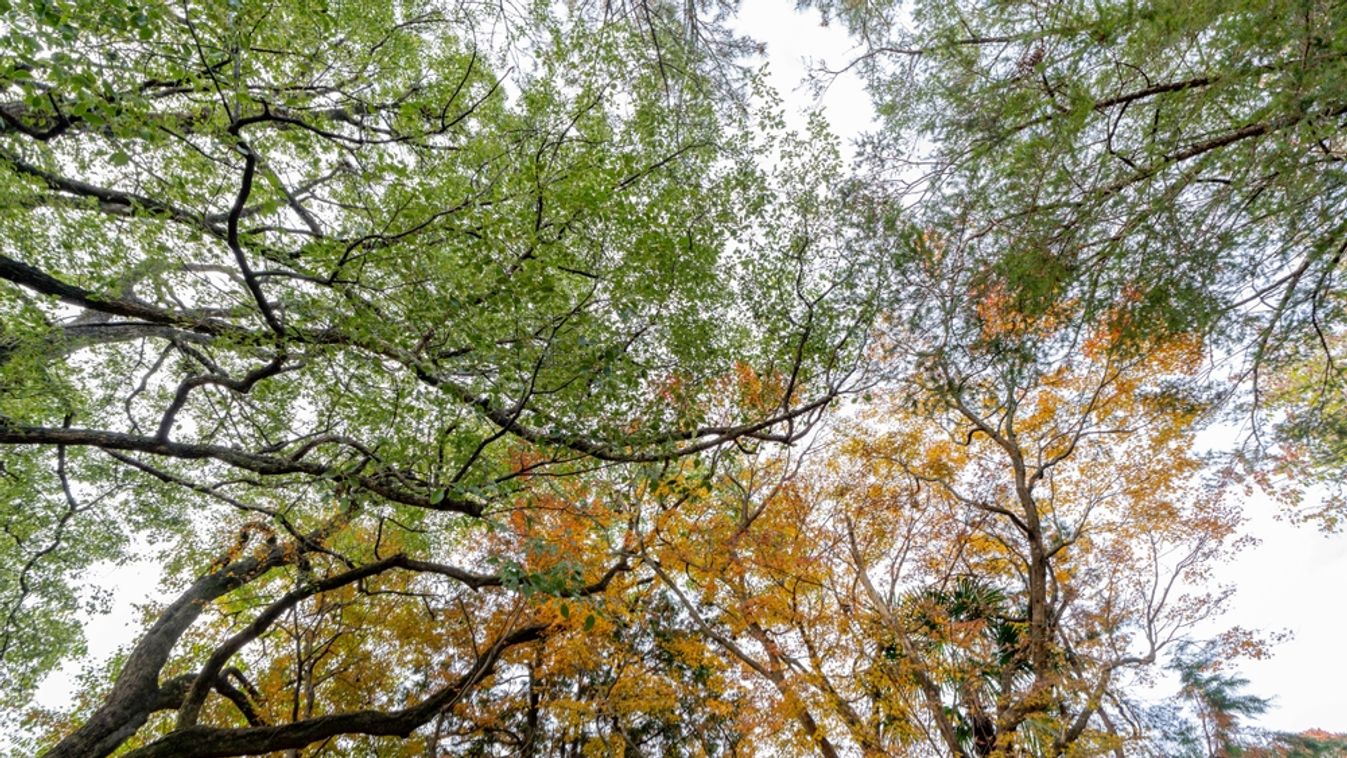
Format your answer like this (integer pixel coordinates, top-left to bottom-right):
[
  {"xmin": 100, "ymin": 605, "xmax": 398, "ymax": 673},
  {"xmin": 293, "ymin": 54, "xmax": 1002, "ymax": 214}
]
[{"xmin": 123, "ymin": 623, "xmax": 547, "ymax": 758}]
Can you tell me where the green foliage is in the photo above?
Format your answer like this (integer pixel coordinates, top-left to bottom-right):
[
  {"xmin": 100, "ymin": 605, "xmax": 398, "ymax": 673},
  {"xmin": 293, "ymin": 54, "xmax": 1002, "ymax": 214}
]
[
  {"xmin": 2, "ymin": 0, "xmax": 1336, "ymax": 754},
  {"xmin": 0, "ymin": 0, "xmax": 876, "ymax": 741},
  {"xmin": 1168, "ymin": 640, "xmax": 1271, "ymax": 757},
  {"xmin": 800, "ymin": 0, "xmax": 1347, "ymax": 519}
]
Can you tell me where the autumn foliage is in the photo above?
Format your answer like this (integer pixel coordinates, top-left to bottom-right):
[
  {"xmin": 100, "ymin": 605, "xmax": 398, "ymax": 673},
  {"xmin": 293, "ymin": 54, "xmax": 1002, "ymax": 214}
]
[{"xmin": 4, "ymin": 0, "xmax": 1339, "ymax": 755}]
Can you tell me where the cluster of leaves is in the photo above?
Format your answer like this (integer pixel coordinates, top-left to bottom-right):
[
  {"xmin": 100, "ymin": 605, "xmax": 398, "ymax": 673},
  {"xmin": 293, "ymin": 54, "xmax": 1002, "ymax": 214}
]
[
  {"xmin": 634, "ymin": 262, "xmax": 1253, "ymax": 754},
  {"xmin": 2, "ymin": 0, "xmax": 1343, "ymax": 755},
  {"xmin": 1144, "ymin": 640, "xmax": 1347, "ymax": 758},
  {"xmin": 0, "ymin": 0, "xmax": 882, "ymax": 755},
  {"xmin": 808, "ymin": 0, "xmax": 1347, "ymax": 520}
]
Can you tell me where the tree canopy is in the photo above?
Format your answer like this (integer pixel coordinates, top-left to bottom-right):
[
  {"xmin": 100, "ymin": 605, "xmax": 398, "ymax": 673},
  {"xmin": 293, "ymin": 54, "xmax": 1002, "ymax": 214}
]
[
  {"xmin": 1, "ymin": 0, "xmax": 1342, "ymax": 756},
  {"xmin": 820, "ymin": 0, "xmax": 1347, "ymax": 499}
]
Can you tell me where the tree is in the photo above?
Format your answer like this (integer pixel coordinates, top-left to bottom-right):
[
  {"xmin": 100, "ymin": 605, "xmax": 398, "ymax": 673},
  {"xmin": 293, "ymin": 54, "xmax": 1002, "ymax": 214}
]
[
  {"xmin": 638, "ymin": 233, "xmax": 1254, "ymax": 756},
  {"xmin": 2, "ymin": 0, "xmax": 1320, "ymax": 754},
  {"xmin": 1262, "ymin": 316, "xmax": 1347, "ymax": 528},
  {"xmin": 0, "ymin": 1, "xmax": 879, "ymax": 754},
  {"xmin": 1258, "ymin": 730, "xmax": 1347, "ymax": 758},
  {"xmin": 1169, "ymin": 640, "xmax": 1271, "ymax": 758},
  {"xmin": 1145, "ymin": 650, "xmax": 1347, "ymax": 758},
  {"xmin": 806, "ymin": 0, "xmax": 1347, "ymax": 516}
]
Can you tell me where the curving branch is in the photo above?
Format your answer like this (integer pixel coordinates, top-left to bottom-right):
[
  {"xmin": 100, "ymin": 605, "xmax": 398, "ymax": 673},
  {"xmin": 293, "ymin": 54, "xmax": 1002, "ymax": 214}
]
[
  {"xmin": 122, "ymin": 623, "xmax": 548, "ymax": 758},
  {"xmin": 45, "ymin": 542, "xmax": 296, "ymax": 758}
]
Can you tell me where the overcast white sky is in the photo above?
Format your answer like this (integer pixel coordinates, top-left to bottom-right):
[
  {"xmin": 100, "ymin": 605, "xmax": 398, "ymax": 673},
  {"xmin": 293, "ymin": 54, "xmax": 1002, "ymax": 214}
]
[{"xmin": 30, "ymin": 0, "xmax": 1347, "ymax": 741}]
